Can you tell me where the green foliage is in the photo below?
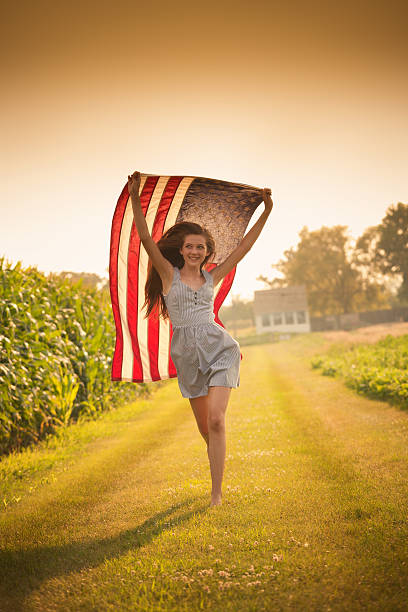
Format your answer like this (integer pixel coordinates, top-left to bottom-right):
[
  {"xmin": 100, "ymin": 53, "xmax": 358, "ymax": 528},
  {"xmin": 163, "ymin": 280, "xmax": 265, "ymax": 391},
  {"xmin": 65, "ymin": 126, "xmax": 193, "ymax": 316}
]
[
  {"xmin": 56, "ymin": 270, "xmax": 108, "ymax": 292},
  {"xmin": 311, "ymin": 334, "xmax": 408, "ymax": 408},
  {"xmin": 356, "ymin": 202, "xmax": 408, "ymax": 302},
  {"xmin": 0, "ymin": 258, "xmax": 147, "ymax": 455},
  {"xmin": 219, "ymin": 296, "xmax": 254, "ymax": 327}
]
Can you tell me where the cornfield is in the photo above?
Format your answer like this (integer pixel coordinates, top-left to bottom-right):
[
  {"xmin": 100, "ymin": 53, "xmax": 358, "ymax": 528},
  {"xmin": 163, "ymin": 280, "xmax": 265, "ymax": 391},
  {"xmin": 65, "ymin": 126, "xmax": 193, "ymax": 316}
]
[{"xmin": 0, "ymin": 257, "xmax": 148, "ymax": 455}]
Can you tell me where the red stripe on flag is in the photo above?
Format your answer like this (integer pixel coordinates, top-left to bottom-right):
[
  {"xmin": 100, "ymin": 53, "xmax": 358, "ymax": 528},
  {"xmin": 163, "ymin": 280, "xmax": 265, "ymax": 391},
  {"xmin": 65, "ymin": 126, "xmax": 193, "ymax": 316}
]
[
  {"xmin": 205, "ymin": 263, "xmax": 236, "ymax": 328},
  {"xmin": 109, "ymin": 184, "xmax": 130, "ymax": 380},
  {"xmin": 168, "ymin": 320, "xmax": 177, "ymax": 377},
  {"xmin": 127, "ymin": 176, "xmax": 159, "ymax": 381},
  {"xmin": 208, "ymin": 264, "xmax": 242, "ymax": 359},
  {"xmin": 147, "ymin": 176, "xmax": 184, "ymax": 381}
]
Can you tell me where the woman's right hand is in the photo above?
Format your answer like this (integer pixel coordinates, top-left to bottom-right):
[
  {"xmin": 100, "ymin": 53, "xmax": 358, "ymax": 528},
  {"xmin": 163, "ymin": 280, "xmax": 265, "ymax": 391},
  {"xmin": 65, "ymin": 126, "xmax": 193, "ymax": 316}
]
[{"xmin": 128, "ymin": 171, "xmax": 141, "ymax": 197}]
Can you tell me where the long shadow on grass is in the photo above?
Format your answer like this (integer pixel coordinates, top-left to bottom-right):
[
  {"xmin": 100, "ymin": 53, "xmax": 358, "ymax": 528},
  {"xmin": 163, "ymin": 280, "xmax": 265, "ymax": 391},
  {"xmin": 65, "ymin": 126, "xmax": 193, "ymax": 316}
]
[{"xmin": 0, "ymin": 497, "xmax": 209, "ymax": 610}]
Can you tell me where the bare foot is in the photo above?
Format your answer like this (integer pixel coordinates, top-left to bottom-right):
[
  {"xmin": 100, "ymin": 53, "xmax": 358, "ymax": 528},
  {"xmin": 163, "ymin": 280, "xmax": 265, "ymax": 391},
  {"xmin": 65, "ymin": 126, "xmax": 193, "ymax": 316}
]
[{"xmin": 210, "ymin": 494, "xmax": 222, "ymax": 507}]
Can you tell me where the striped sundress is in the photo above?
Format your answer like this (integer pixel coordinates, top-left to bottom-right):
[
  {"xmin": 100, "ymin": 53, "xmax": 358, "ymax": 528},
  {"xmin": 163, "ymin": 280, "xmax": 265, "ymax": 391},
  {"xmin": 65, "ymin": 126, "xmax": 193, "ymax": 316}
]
[{"xmin": 163, "ymin": 266, "xmax": 240, "ymax": 398}]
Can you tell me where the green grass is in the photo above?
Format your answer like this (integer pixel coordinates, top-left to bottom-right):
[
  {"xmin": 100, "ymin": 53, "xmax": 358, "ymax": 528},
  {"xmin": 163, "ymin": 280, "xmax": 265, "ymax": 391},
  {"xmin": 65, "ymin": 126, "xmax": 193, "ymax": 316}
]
[
  {"xmin": 1, "ymin": 336, "xmax": 408, "ymax": 611},
  {"xmin": 0, "ymin": 385, "xmax": 169, "ymax": 511}
]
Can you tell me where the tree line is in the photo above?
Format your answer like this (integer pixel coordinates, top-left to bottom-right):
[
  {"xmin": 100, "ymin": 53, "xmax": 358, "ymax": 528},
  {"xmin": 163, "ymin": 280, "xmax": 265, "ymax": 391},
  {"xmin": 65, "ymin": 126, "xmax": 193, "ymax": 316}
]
[{"xmin": 221, "ymin": 202, "xmax": 407, "ymax": 322}]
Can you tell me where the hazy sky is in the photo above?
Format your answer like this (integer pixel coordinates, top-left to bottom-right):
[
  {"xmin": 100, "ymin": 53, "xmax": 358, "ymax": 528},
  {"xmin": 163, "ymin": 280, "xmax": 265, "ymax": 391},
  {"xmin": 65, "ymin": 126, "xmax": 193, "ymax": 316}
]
[{"xmin": 1, "ymin": 0, "xmax": 407, "ymax": 301}]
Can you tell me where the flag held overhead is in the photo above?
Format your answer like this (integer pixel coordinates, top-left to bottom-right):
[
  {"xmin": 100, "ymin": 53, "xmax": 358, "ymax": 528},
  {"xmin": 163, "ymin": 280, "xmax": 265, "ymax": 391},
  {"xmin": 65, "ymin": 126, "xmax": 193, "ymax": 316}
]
[{"xmin": 109, "ymin": 173, "xmax": 264, "ymax": 383}]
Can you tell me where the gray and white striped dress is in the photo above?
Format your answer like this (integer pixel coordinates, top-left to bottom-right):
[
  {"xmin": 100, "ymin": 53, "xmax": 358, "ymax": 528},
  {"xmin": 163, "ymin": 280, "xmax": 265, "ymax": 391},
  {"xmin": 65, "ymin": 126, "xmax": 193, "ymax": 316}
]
[{"xmin": 163, "ymin": 266, "xmax": 240, "ymax": 399}]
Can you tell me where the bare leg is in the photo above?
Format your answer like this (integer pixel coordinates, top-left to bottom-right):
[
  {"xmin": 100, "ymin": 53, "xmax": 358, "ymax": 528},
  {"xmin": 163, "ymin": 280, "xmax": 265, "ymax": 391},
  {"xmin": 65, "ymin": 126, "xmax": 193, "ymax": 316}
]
[
  {"xmin": 190, "ymin": 395, "xmax": 209, "ymax": 452},
  {"xmin": 207, "ymin": 386, "xmax": 231, "ymax": 505},
  {"xmin": 190, "ymin": 387, "xmax": 231, "ymax": 506}
]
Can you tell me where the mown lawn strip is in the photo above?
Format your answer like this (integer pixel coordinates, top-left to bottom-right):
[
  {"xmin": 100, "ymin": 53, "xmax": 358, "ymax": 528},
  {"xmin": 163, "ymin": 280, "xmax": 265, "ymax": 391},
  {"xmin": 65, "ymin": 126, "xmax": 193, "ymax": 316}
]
[{"xmin": 1, "ymin": 340, "xmax": 407, "ymax": 611}]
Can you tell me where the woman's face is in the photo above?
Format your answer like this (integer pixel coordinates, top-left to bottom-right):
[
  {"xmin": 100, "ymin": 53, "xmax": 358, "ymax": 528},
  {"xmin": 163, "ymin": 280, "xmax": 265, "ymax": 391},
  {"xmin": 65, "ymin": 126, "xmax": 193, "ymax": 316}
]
[{"xmin": 180, "ymin": 234, "xmax": 208, "ymax": 266}]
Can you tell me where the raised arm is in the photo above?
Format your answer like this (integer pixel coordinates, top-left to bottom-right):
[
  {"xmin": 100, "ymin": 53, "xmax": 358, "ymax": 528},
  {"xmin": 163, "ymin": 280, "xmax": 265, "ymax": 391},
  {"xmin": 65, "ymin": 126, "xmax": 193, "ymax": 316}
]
[
  {"xmin": 210, "ymin": 188, "xmax": 273, "ymax": 286},
  {"xmin": 128, "ymin": 171, "xmax": 173, "ymax": 288}
]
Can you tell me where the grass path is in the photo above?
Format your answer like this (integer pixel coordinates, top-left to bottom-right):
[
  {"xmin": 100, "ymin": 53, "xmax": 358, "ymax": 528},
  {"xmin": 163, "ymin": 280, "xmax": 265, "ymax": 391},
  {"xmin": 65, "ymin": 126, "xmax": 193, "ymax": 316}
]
[{"xmin": 1, "ymin": 336, "xmax": 408, "ymax": 611}]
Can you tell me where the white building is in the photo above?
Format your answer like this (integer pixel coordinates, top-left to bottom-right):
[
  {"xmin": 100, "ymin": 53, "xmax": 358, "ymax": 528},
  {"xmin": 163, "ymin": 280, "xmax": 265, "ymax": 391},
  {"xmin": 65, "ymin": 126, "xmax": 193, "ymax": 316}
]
[{"xmin": 254, "ymin": 285, "xmax": 311, "ymax": 335}]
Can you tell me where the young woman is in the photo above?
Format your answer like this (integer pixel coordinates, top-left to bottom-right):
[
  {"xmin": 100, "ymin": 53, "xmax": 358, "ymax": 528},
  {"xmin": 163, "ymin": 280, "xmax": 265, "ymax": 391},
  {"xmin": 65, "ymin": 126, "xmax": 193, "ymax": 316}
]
[{"xmin": 128, "ymin": 170, "xmax": 273, "ymax": 507}]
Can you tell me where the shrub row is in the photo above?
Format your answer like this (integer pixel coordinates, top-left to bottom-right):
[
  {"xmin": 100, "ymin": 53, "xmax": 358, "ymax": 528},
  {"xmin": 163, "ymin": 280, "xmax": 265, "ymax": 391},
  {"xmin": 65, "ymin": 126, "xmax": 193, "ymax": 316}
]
[
  {"xmin": 0, "ymin": 258, "xmax": 148, "ymax": 455},
  {"xmin": 311, "ymin": 334, "xmax": 408, "ymax": 409}
]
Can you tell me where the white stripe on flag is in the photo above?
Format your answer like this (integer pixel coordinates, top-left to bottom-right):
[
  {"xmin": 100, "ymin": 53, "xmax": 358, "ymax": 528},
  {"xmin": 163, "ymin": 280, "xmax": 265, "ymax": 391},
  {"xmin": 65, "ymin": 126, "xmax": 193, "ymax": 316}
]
[
  {"xmin": 138, "ymin": 176, "xmax": 171, "ymax": 382},
  {"xmin": 118, "ymin": 175, "xmax": 147, "ymax": 381},
  {"xmin": 157, "ymin": 177, "xmax": 196, "ymax": 379}
]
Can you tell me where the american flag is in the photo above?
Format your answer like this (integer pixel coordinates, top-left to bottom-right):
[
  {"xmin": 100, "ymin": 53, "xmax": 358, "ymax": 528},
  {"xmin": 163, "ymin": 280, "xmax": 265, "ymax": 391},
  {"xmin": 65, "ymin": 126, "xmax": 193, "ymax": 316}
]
[{"xmin": 109, "ymin": 173, "xmax": 264, "ymax": 383}]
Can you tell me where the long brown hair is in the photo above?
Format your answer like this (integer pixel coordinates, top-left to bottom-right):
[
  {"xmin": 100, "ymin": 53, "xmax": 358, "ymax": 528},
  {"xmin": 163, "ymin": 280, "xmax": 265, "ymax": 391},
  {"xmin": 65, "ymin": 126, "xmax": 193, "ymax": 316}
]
[{"xmin": 144, "ymin": 222, "xmax": 215, "ymax": 319}]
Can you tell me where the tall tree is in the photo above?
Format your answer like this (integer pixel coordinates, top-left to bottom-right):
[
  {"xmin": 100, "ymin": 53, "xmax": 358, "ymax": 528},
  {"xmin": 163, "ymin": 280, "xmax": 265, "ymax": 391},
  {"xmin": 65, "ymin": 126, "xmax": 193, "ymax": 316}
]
[
  {"xmin": 355, "ymin": 203, "xmax": 408, "ymax": 302},
  {"xmin": 259, "ymin": 225, "xmax": 389, "ymax": 316}
]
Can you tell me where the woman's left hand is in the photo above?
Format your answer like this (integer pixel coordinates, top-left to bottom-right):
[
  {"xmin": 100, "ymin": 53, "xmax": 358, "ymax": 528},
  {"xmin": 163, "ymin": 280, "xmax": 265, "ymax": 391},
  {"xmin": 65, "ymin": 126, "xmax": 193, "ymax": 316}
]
[{"xmin": 262, "ymin": 188, "xmax": 273, "ymax": 212}]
